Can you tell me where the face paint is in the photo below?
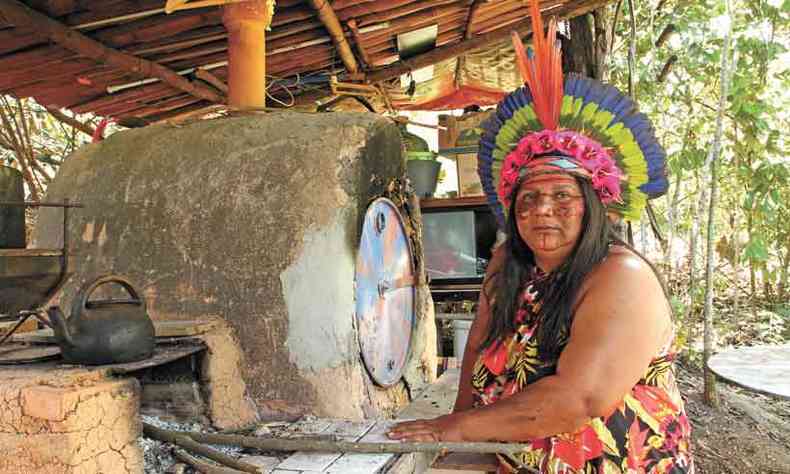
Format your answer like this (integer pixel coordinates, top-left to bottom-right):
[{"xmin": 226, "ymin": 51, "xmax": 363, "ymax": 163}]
[{"xmin": 514, "ymin": 175, "xmax": 585, "ymax": 269}]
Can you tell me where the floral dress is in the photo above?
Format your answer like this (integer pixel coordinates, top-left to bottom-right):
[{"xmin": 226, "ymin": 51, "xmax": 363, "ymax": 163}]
[{"xmin": 471, "ymin": 273, "xmax": 693, "ymax": 474}]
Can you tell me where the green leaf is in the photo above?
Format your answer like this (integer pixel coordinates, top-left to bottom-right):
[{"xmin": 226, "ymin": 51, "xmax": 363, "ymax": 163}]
[{"xmin": 744, "ymin": 239, "xmax": 770, "ymax": 262}]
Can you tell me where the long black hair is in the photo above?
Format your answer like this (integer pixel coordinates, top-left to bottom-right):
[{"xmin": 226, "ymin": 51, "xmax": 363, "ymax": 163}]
[{"xmin": 480, "ymin": 175, "xmax": 661, "ymax": 361}]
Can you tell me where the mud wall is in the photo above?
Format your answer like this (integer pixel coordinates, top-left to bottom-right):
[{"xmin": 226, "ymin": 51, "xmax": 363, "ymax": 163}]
[{"xmin": 34, "ymin": 112, "xmax": 436, "ymax": 422}]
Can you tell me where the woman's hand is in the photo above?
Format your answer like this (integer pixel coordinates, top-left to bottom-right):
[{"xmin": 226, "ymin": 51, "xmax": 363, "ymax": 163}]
[{"xmin": 386, "ymin": 414, "xmax": 466, "ymax": 442}]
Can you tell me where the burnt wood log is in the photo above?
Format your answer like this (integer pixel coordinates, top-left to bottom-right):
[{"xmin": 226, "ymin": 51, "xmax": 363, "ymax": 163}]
[{"xmin": 143, "ymin": 423, "xmax": 260, "ymax": 473}]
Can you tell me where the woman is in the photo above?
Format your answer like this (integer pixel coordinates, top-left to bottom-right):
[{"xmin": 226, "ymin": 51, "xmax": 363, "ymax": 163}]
[{"xmin": 387, "ymin": 2, "xmax": 692, "ymax": 472}]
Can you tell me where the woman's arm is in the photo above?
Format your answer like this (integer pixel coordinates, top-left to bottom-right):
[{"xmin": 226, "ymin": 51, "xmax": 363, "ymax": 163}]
[
  {"xmin": 452, "ymin": 245, "xmax": 504, "ymax": 413},
  {"xmin": 389, "ymin": 249, "xmax": 671, "ymax": 442}
]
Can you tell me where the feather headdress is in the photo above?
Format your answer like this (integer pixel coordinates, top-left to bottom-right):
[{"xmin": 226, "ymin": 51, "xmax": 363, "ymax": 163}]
[{"xmin": 477, "ymin": 0, "xmax": 668, "ymax": 227}]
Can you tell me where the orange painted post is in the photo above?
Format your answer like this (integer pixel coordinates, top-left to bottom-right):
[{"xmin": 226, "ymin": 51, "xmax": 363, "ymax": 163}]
[{"xmin": 222, "ymin": 0, "xmax": 273, "ymax": 109}]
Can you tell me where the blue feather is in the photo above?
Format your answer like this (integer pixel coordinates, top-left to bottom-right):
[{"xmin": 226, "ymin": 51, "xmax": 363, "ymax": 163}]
[
  {"xmin": 598, "ymin": 85, "xmax": 623, "ymax": 111},
  {"xmin": 609, "ymin": 95, "xmax": 637, "ymax": 119},
  {"xmin": 640, "ymin": 177, "xmax": 669, "ymax": 197}
]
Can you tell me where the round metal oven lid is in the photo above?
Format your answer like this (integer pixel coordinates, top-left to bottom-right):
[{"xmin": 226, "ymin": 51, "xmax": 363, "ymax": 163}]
[{"xmin": 354, "ymin": 198, "xmax": 415, "ymax": 387}]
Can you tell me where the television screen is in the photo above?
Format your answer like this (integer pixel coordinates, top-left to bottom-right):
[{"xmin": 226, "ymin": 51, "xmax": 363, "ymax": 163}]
[
  {"xmin": 422, "ymin": 208, "xmax": 499, "ymax": 283},
  {"xmin": 423, "ymin": 211, "xmax": 478, "ymax": 279}
]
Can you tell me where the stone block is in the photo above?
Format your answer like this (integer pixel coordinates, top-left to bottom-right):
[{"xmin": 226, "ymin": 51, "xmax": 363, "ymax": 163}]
[{"xmin": 0, "ymin": 375, "xmax": 143, "ymax": 474}]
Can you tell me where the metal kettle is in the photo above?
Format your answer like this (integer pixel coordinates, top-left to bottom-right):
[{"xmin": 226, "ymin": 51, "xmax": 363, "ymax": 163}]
[{"xmin": 46, "ymin": 274, "xmax": 155, "ymax": 365}]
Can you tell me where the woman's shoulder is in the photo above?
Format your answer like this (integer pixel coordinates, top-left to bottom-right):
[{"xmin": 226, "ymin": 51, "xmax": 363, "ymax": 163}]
[{"xmin": 580, "ymin": 245, "xmax": 665, "ymax": 301}]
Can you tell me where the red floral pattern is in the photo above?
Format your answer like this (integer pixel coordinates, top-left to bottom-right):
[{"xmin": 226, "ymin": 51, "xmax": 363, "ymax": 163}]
[{"xmin": 471, "ymin": 276, "xmax": 694, "ymax": 473}]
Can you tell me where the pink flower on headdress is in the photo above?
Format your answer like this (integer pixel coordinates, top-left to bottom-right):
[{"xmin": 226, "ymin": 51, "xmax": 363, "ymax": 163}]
[
  {"xmin": 498, "ymin": 129, "xmax": 625, "ymax": 208},
  {"xmin": 591, "ymin": 165, "xmax": 623, "ymax": 205},
  {"xmin": 515, "ymin": 136, "xmax": 534, "ymax": 158},
  {"xmin": 499, "ymin": 136, "xmax": 540, "ymax": 205},
  {"xmin": 532, "ymin": 130, "xmax": 557, "ymax": 154},
  {"xmin": 556, "ymin": 131, "xmax": 582, "ymax": 155}
]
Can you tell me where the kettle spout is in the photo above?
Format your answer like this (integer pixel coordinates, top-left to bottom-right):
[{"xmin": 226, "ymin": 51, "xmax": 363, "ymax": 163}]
[{"xmin": 46, "ymin": 306, "xmax": 75, "ymax": 347}]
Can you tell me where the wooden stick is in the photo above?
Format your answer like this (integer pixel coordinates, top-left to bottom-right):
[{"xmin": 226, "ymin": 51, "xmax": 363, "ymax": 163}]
[
  {"xmin": 143, "ymin": 423, "xmax": 261, "ymax": 473},
  {"xmin": 43, "ymin": 106, "xmax": 95, "ymax": 138},
  {"xmin": 172, "ymin": 449, "xmax": 247, "ymax": 474},
  {"xmin": 143, "ymin": 422, "xmax": 531, "ymax": 455},
  {"xmin": 308, "ymin": 0, "xmax": 359, "ymax": 74},
  {"xmin": 346, "ymin": 19, "xmax": 372, "ymax": 68},
  {"xmin": 0, "ymin": 0, "xmax": 224, "ymax": 105},
  {"xmin": 195, "ymin": 69, "xmax": 229, "ymax": 94}
]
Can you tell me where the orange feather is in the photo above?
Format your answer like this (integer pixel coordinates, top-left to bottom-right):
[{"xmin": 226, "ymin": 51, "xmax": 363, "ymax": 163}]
[
  {"xmin": 511, "ymin": 31, "xmax": 530, "ymax": 85},
  {"xmin": 516, "ymin": 0, "xmax": 563, "ymax": 130}
]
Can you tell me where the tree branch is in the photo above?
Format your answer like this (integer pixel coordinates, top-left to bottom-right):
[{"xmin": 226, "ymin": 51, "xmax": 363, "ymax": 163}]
[
  {"xmin": 44, "ymin": 106, "xmax": 95, "ymax": 138},
  {"xmin": 143, "ymin": 423, "xmax": 261, "ymax": 473}
]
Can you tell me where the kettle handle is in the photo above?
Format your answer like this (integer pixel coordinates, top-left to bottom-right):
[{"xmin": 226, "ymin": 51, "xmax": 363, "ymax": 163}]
[{"xmin": 77, "ymin": 274, "xmax": 144, "ymax": 310}]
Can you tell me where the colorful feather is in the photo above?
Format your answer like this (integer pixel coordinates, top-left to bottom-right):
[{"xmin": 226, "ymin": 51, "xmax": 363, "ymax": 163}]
[{"xmin": 509, "ymin": 0, "xmax": 563, "ymax": 130}]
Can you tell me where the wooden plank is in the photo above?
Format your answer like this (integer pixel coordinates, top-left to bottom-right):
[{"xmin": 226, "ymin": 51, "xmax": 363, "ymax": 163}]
[
  {"xmin": 420, "ymin": 196, "xmax": 488, "ymax": 209},
  {"xmin": 431, "ymin": 452, "xmax": 499, "ymax": 471}
]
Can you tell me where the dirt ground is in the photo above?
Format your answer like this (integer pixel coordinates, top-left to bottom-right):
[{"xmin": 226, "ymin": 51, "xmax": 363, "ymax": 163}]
[{"xmin": 677, "ymin": 362, "xmax": 790, "ymax": 473}]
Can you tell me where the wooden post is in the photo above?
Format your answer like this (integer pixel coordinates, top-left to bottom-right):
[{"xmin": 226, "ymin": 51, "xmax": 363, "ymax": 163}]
[{"xmin": 222, "ymin": 0, "xmax": 273, "ymax": 109}]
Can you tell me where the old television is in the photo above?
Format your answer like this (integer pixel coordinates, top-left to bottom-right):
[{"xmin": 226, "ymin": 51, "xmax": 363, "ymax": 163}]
[{"xmin": 421, "ymin": 198, "xmax": 499, "ymax": 290}]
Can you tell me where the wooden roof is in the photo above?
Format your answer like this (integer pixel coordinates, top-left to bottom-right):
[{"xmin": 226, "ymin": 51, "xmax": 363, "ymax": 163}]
[{"xmin": 0, "ymin": 0, "xmax": 611, "ymax": 123}]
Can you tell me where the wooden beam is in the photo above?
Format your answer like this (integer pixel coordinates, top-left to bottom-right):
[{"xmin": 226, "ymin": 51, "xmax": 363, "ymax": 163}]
[
  {"xmin": 364, "ymin": 0, "xmax": 612, "ymax": 83},
  {"xmin": 307, "ymin": 0, "xmax": 358, "ymax": 74},
  {"xmin": 463, "ymin": 0, "xmax": 485, "ymax": 40},
  {"xmin": 346, "ymin": 19, "xmax": 371, "ymax": 68},
  {"xmin": 194, "ymin": 68, "xmax": 228, "ymax": 93},
  {"xmin": 0, "ymin": 0, "xmax": 225, "ymax": 105}
]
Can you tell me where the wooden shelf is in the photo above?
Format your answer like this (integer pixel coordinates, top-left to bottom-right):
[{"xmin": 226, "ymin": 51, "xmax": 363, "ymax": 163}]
[{"xmin": 419, "ymin": 195, "xmax": 488, "ymax": 209}]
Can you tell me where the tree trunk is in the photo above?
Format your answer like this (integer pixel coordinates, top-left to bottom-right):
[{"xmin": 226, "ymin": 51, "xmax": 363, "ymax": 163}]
[
  {"xmin": 732, "ymin": 211, "xmax": 741, "ymax": 320},
  {"xmin": 702, "ymin": 0, "xmax": 733, "ymax": 408},
  {"xmin": 703, "ymin": 150, "xmax": 720, "ymax": 408},
  {"xmin": 748, "ymin": 212, "xmax": 757, "ymax": 296},
  {"xmin": 687, "ymin": 191, "xmax": 700, "ymax": 350},
  {"xmin": 562, "ymin": 14, "xmax": 596, "ymax": 78},
  {"xmin": 665, "ymin": 172, "xmax": 683, "ymax": 270},
  {"xmin": 780, "ymin": 241, "xmax": 790, "ymax": 302},
  {"xmin": 592, "ymin": 7, "xmax": 610, "ymax": 81},
  {"xmin": 625, "ymin": 0, "xmax": 637, "ymax": 99}
]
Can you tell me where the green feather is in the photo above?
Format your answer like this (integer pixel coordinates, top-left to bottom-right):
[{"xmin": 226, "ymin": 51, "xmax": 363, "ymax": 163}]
[{"xmin": 592, "ymin": 109, "xmax": 615, "ymax": 130}]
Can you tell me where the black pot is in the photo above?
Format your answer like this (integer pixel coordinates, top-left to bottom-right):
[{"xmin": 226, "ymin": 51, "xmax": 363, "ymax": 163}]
[
  {"xmin": 0, "ymin": 165, "xmax": 25, "ymax": 248},
  {"xmin": 407, "ymin": 160, "xmax": 441, "ymax": 198}
]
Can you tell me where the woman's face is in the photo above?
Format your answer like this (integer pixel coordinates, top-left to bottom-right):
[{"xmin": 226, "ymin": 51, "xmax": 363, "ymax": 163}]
[{"xmin": 514, "ymin": 174, "xmax": 586, "ymax": 261}]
